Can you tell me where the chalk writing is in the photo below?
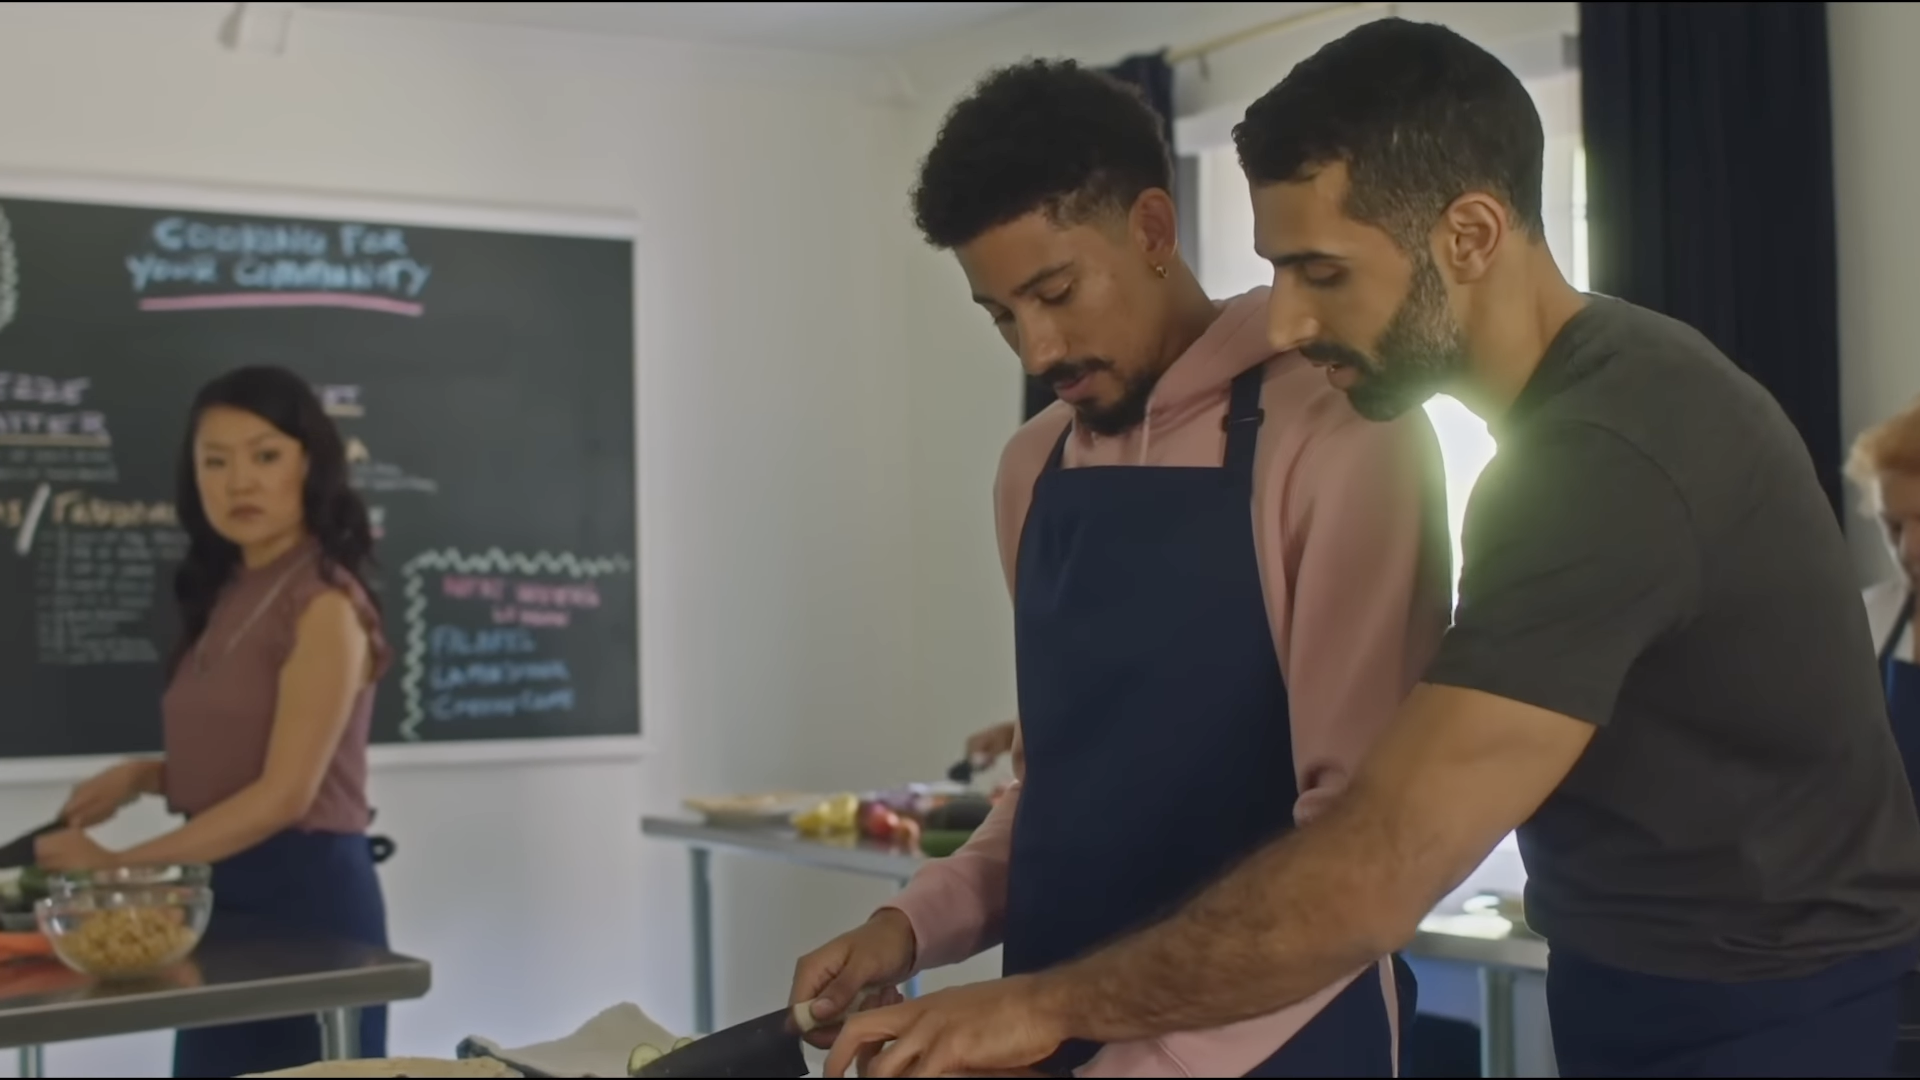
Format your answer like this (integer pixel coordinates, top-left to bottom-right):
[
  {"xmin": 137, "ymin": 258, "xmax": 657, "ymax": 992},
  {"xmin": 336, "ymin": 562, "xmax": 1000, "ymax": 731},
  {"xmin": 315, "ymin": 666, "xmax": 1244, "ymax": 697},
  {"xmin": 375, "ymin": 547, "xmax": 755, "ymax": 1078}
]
[
  {"xmin": 125, "ymin": 216, "xmax": 434, "ymax": 315},
  {"xmin": 428, "ymin": 688, "xmax": 577, "ymax": 721},
  {"xmin": 428, "ymin": 624, "xmax": 537, "ymax": 656},
  {"xmin": 428, "ymin": 658, "xmax": 571, "ymax": 689},
  {"xmin": 433, "ymin": 574, "xmax": 603, "ymax": 628},
  {"xmin": 0, "ymin": 373, "xmax": 87, "ymax": 406},
  {"xmin": 0, "ymin": 372, "xmax": 112, "ymax": 447},
  {"xmin": 319, "ymin": 384, "xmax": 365, "ymax": 418},
  {"xmin": 48, "ymin": 490, "xmax": 175, "ymax": 529},
  {"xmin": 0, "ymin": 447, "xmax": 118, "ymax": 486},
  {"xmin": 33, "ymin": 525, "xmax": 186, "ymax": 666},
  {"xmin": 398, "ymin": 548, "xmax": 633, "ymax": 740},
  {"xmin": 350, "ymin": 457, "xmax": 437, "ymax": 495},
  {"xmin": 0, "ymin": 204, "xmax": 16, "ymax": 335}
]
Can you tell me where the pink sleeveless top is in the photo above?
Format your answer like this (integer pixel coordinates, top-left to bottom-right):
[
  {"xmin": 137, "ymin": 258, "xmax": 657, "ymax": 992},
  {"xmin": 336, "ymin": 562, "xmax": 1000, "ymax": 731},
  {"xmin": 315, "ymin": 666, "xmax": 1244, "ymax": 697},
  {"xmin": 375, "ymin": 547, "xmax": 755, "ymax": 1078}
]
[{"xmin": 161, "ymin": 538, "xmax": 392, "ymax": 834}]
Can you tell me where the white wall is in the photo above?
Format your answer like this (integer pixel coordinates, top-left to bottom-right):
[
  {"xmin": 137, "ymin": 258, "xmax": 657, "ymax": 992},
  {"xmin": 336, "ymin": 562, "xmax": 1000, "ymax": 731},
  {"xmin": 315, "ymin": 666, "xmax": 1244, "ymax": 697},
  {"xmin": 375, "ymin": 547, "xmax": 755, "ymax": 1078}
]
[
  {"xmin": 0, "ymin": 3, "xmax": 924, "ymax": 1074},
  {"xmin": 1831, "ymin": 1, "xmax": 1920, "ymax": 585}
]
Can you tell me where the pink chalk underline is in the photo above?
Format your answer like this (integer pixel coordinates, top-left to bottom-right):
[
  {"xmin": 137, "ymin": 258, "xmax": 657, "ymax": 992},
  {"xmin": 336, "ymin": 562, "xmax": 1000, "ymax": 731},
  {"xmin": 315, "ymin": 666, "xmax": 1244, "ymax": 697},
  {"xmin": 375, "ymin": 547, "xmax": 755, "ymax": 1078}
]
[{"xmin": 137, "ymin": 292, "xmax": 424, "ymax": 316}]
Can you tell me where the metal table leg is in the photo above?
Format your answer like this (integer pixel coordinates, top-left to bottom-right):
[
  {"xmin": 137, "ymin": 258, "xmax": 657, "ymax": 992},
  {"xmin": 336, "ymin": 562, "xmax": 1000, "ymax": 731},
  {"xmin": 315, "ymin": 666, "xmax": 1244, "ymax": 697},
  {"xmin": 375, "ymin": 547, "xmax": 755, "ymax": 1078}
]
[
  {"xmin": 17, "ymin": 1044, "xmax": 44, "ymax": 1078},
  {"xmin": 318, "ymin": 1006, "xmax": 362, "ymax": 1061},
  {"xmin": 692, "ymin": 847, "xmax": 715, "ymax": 1035},
  {"xmin": 1479, "ymin": 967, "xmax": 1518, "ymax": 1079}
]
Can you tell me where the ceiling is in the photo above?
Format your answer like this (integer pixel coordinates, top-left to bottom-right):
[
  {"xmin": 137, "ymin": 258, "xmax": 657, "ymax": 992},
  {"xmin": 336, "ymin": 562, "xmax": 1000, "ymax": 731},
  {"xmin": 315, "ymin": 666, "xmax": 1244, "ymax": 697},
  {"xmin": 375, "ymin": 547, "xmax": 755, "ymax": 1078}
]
[{"xmin": 302, "ymin": 2, "xmax": 1048, "ymax": 54}]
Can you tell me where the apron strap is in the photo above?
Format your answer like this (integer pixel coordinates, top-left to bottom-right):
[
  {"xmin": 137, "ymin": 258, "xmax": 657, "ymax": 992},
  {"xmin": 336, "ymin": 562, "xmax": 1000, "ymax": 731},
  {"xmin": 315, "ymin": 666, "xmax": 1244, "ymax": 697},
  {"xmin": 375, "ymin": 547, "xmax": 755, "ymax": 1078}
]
[
  {"xmin": 1044, "ymin": 419, "xmax": 1072, "ymax": 473},
  {"xmin": 1886, "ymin": 593, "xmax": 1915, "ymax": 699},
  {"xmin": 1041, "ymin": 362, "xmax": 1269, "ymax": 479},
  {"xmin": 1221, "ymin": 363, "xmax": 1267, "ymax": 486}
]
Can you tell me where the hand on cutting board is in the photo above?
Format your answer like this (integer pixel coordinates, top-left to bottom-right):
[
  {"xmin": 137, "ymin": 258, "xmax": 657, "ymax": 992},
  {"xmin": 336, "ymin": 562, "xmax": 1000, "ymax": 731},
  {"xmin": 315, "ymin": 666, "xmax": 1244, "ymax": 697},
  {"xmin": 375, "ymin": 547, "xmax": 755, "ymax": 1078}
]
[
  {"xmin": 35, "ymin": 828, "xmax": 119, "ymax": 872},
  {"xmin": 791, "ymin": 909, "xmax": 918, "ymax": 1049},
  {"xmin": 823, "ymin": 976, "xmax": 1066, "ymax": 1078}
]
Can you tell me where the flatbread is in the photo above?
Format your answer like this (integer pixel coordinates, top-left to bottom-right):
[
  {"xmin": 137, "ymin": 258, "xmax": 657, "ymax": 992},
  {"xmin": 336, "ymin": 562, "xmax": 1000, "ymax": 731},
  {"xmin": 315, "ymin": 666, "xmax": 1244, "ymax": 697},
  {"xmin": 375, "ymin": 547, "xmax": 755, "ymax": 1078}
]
[{"xmin": 240, "ymin": 1057, "xmax": 521, "ymax": 1078}]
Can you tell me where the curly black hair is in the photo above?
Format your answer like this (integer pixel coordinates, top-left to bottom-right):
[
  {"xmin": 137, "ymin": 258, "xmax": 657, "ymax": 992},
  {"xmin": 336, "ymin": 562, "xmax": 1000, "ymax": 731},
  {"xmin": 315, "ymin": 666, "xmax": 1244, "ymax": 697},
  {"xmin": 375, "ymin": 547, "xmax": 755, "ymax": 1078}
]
[
  {"xmin": 1233, "ymin": 18, "xmax": 1545, "ymax": 250},
  {"xmin": 911, "ymin": 58, "xmax": 1173, "ymax": 250}
]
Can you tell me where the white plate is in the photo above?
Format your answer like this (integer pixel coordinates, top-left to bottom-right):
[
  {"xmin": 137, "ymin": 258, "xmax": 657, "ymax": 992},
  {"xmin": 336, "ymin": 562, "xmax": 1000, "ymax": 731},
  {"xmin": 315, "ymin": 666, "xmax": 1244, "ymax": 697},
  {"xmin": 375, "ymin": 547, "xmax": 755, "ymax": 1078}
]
[{"xmin": 682, "ymin": 791, "xmax": 823, "ymax": 827}]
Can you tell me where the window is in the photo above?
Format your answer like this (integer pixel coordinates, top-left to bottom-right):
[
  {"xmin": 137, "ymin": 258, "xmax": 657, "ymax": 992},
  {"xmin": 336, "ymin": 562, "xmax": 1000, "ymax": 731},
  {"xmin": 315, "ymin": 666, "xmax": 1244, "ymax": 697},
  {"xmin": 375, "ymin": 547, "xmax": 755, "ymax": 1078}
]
[{"xmin": 1189, "ymin": 70, "xmax": 1588, "ymax": 608}]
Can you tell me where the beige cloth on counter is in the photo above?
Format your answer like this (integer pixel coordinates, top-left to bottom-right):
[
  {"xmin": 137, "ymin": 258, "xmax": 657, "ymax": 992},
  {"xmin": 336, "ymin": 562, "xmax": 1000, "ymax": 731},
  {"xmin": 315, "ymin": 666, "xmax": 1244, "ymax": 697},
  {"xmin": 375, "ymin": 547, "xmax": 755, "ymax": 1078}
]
[
  {"xmin": 460, "ymin": 1002, "xmax": 682, "ymax": 1078},
  {"xmin": 241, "ymin": 1058, "xmax": 521, "ymax": 1078}
]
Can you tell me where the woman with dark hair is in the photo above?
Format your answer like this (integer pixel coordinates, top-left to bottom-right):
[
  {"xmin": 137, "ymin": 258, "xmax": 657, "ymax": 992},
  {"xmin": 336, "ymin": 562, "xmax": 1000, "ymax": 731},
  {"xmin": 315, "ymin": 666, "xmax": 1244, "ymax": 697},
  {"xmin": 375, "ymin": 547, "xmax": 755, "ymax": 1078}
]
[{"xmin": 35, "ymin": 364, "xmax": 394, "ymax": 1077}]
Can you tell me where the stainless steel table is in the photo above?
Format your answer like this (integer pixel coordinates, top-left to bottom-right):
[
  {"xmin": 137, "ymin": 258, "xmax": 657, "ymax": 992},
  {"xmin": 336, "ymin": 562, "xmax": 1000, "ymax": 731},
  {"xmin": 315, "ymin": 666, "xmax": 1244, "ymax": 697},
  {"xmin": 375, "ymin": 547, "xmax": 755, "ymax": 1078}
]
[
  {"xmin": 0, "ymin": 918, "xmax": 432, "ymax": 1077},
  {"xmin": 642, "ymin": 815, "xmax": 1549, "ymax": 1076}
]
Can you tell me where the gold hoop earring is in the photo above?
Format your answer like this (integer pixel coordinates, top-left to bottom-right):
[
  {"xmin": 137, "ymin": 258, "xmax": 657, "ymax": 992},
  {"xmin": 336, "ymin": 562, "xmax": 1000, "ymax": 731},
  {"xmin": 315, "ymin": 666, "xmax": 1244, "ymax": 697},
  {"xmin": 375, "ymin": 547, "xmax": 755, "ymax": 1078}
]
[{"xmin": 1153, "ymin": 264, "xmax": 1168, "ymax": 279}]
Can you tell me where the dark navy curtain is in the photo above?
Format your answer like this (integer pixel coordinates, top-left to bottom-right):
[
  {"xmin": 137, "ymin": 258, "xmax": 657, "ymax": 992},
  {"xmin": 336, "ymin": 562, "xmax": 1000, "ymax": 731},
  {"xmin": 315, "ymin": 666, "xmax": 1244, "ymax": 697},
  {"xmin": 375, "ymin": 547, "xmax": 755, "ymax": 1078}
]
[
  {"xmin": 1580, "ymin": 2, "xmax": 1843, "ymax": 517},
  {"xmin": 1024, "ymin": 51, "xmax": 1175, "ymax": 422}
]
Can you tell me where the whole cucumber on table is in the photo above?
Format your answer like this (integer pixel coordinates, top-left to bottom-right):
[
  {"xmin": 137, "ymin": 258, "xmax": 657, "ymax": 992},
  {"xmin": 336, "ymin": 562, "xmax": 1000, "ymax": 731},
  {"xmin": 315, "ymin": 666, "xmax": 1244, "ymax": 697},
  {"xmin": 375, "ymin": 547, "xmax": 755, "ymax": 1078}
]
[
  {"xmin": 919, "ymin": 829, "xmax": 974, "ymax": 858},
  {"xmin": 16, "ymin": 866, "xmax": 47, "ymax": 903},
  {"xmin": 922, "ymin": 796, "xmax": 993, "ymax": 833}
]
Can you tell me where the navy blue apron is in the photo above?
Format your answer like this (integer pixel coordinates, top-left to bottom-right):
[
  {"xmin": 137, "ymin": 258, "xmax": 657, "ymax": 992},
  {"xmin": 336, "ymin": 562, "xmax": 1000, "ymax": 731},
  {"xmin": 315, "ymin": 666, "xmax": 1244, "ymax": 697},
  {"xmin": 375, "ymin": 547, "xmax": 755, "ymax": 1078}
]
[
  {"xmin": 1887, "ymin": 594, "xmax": 1920, "ymax": 801},
  {"xmin": 1003, "ymin": 365, "xmax": 1412, "ymax": 1077},
  {"xmin": 173, "ymin": 828, "xmax": 391, "ymax": 1078},
  {"xmin": 1546, "ymin": 940, "xmax": 1917, "ymax": 1078},
  {"xmin": 1879, "ymin": 595, "xmax": 1920, "ymax": 1080}
]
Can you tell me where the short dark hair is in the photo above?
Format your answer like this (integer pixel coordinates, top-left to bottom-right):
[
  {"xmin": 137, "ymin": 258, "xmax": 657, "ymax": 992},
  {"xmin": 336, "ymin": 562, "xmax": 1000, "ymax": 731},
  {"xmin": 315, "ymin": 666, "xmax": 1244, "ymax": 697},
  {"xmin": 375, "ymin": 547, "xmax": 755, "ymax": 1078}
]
[
  {"xmin": 1232, "ymin": 18, "xmax": 1545, "ymax": 248},
  {"xmin": 912, "ymin": 58, "xmax": 1172, "ymax": 250}
]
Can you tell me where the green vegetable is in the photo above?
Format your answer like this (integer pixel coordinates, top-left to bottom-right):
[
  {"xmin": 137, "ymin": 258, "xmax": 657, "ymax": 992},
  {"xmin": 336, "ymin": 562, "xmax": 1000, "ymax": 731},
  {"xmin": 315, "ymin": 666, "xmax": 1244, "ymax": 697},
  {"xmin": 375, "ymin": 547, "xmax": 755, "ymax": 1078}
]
[
  {"xmin": 923, "ymin": 797, "xmax": 993, "ymax": 833},
  {"xmin": 919, "ymin": 829, "xmax": 973, "ymax": 859},
  {"xmin": 627, "ymin": 1043, "xmax": 663, "ymax": 1075},
  {"xmin": 17, "ymin": 866, "xmax": 47, "ymax": 902}
]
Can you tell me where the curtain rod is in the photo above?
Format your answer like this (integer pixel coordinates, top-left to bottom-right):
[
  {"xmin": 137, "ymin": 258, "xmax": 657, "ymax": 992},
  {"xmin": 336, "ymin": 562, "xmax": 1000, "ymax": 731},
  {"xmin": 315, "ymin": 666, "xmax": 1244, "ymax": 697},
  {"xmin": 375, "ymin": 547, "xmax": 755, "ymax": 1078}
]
[{"xmin": 1165, "ymin": 1, "xmax": 1396, "ymax": 65}]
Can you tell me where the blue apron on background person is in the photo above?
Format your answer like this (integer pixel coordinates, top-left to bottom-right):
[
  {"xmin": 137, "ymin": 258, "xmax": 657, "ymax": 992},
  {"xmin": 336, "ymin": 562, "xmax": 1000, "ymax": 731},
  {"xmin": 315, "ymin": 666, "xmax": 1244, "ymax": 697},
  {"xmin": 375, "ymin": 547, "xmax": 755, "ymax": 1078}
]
[
  {"xmin": 1885, "ymin": 594, "xmax": 1920, "ymax": 801},
  {"xmin": 1002, "ymin": 365, "xmax": 1415, "ymax": 1078},
  {"xmin": 1546, "ymin": 598, "xmax": 1920, "ymax": 1080},
  {"xmin": 173, "ymin": 828, "xmax": 391, "ymax": 1078},
  {"xmin": 1885, "ymin": 592, "xmax": 1920, "ymax": 1080}
]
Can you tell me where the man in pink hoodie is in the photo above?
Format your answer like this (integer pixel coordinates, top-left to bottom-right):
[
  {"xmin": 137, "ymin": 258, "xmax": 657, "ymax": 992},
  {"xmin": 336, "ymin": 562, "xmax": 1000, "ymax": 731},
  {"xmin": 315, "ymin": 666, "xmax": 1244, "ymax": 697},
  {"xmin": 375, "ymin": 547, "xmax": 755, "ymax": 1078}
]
[{"xmin": 788, "ymin": 59, "xmax": 1451, "ymax": 1077}]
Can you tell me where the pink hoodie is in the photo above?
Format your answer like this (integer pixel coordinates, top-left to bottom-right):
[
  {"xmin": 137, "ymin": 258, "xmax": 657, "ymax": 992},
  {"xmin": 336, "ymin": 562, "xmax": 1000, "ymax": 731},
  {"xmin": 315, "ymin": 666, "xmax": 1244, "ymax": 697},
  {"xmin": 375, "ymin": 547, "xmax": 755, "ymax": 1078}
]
[{"xmin": 882, "ymin": 287, "xmax": 1452, "ymax": 1077}]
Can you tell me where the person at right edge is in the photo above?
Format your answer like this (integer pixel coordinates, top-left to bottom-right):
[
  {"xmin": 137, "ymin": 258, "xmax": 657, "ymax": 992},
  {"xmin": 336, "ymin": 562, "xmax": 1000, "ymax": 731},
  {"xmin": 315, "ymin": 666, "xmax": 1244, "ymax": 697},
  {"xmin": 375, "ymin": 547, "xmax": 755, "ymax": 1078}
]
[
  {"xmin": 1852, "ymin": 397, "xmax": 1920, "ymax": 792},
  {"xmin": 1849, "ymin": 398, "xmax": 1920, "ymax": 1078},
  {"xmin": 815, "ymin": 18, "xmax": 1920, "ymax": 1080}
]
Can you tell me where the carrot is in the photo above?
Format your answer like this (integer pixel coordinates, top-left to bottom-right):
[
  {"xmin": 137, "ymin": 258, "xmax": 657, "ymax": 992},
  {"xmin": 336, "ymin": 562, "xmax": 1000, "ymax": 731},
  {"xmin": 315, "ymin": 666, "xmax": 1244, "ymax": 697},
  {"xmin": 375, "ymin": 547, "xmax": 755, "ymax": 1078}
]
[{"xmin": 0, "ymin": 932, "xmax": 53, "ymax": 959}]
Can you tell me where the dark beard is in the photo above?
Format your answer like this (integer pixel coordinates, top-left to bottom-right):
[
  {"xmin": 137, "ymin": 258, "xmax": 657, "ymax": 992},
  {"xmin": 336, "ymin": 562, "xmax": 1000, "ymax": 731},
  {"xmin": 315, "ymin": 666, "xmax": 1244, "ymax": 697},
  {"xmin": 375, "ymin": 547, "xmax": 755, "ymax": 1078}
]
[
  {"xmin": 1300, "ymin": 252, "xmax": 1471, "ymax": 422},
  {"xmin": 1041, "ymin": 359, "xmax": 1162, "ymax": 437}
]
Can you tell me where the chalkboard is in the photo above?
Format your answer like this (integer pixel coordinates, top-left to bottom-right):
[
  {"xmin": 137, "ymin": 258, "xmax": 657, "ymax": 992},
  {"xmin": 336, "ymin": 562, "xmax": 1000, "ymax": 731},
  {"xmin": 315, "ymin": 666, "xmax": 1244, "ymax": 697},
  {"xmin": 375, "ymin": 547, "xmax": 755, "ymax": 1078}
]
[{"xmin": 0, "ymin": 180, "xmax": 638, "ymax": 760}]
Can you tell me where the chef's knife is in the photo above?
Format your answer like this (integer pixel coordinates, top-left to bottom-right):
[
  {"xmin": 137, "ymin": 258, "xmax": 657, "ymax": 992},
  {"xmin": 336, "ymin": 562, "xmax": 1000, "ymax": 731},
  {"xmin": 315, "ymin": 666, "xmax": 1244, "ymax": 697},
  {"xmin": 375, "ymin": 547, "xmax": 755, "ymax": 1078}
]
[
  {"xmin": 632, "ymin": 1006, "xmax": 807, "ymax": 1078},
  {"xmin": 0, "ymin": 819, "xmax": 65, "ymax": 870}
]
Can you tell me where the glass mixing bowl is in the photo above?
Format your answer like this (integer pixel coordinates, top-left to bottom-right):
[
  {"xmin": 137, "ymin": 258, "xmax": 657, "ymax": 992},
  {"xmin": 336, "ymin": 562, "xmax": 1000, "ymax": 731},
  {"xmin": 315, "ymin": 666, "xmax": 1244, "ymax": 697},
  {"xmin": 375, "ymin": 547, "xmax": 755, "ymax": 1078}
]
[{"xmin": 35, "ymin": 866, "xmax": 213, "ymax": 980}]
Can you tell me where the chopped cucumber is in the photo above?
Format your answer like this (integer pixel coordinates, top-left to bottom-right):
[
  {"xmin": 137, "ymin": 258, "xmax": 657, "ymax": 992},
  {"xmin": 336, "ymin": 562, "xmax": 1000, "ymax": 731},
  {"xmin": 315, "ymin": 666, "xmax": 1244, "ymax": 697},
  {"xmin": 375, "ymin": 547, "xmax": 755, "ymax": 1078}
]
[{"xmin": 627, "ymin": 1043, "xmax": 663, "ymax": 1075}]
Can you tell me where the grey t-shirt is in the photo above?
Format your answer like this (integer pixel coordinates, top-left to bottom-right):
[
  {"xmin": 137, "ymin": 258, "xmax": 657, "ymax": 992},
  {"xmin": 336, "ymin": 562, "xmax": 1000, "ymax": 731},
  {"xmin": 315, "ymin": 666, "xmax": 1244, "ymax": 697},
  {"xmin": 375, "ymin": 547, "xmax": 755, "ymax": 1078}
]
[{"xmin": 1427, "ymin": 296, "xmax": 1920, "ymax": 981}]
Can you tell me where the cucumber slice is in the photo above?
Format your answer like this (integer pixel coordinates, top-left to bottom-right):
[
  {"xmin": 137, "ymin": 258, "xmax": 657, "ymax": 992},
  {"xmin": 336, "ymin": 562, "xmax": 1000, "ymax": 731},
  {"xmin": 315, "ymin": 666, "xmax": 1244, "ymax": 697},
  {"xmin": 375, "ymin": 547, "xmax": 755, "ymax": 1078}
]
[{"xmin": 627, "ymin": 1043, "xmax": 663, "ymax": 1075}]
